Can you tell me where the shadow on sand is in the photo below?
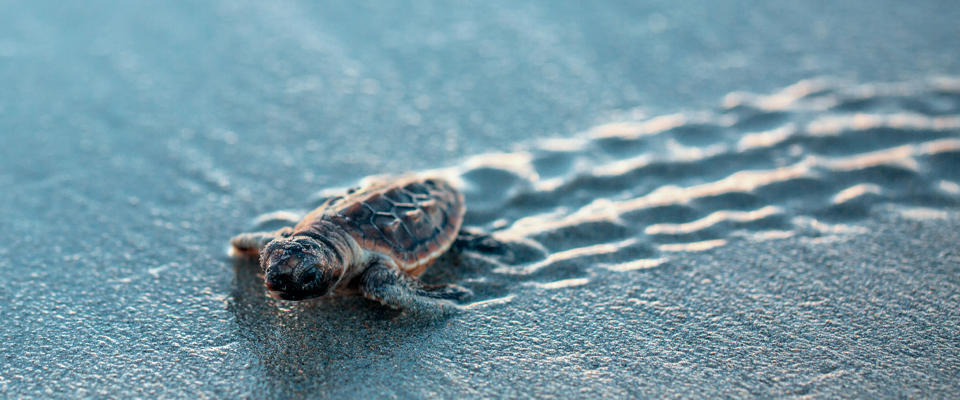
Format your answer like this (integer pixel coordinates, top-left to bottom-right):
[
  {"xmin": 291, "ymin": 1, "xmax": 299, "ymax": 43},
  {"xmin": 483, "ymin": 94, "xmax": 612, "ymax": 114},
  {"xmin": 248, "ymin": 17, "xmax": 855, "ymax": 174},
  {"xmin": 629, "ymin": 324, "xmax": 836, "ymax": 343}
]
[{"xmin": 227, "ymin": 257, "xmax": 446, "ymax": 395}]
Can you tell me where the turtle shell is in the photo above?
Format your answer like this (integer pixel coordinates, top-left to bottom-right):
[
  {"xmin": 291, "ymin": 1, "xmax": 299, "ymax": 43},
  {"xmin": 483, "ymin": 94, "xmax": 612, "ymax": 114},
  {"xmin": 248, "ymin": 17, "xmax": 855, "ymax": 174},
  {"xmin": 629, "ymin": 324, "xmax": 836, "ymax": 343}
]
[{"xmin": 294, "ymin": 177, "xmax": 465, "ymax": 275}]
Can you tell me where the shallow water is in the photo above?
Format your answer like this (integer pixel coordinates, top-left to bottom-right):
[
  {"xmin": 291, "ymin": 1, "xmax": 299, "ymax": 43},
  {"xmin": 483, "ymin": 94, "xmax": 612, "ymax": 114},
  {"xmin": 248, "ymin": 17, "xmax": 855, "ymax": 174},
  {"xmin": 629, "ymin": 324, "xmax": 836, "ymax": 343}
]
[{"xmin": 2, "ymin": 1, "xmax": 960, "ymax": 398}]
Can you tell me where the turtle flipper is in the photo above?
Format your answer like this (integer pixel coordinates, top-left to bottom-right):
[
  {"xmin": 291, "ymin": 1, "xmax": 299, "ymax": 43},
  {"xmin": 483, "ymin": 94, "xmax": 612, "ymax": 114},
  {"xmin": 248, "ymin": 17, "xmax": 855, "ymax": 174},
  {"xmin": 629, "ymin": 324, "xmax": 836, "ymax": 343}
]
[
  {"xmin": 418, "ymin": 283, "xmax": 473, "ymax": 301},
  {"xmin": 360, "ymin": 263, "xmax": 461, "ymax": 315},
  {"xmin": 229, "ymin": 227, "xmax": 293, "ymax": 258},
  {"xmin": 454, "ymin": 227, "xmax": 506, "ymax": 254},
  {"xmin": 455, "ymin": 228, "xmax": 549, "ymax": 266}
]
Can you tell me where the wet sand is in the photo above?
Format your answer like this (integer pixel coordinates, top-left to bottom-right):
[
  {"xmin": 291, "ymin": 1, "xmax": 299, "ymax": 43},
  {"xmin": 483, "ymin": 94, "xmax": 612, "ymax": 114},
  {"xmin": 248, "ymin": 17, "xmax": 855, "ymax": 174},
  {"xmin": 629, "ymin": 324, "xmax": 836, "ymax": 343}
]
[
  {"xmin": 227, "ymin": 79, "xmax": 960, "ymax": 397},
  {"xmin": 2, "ymin": 1, "xmax": 960, "ymax": 398},
  {"xmin": 3, "ymin": 77, "xmax": 958, "ymax": 398},
  {"xmin": 229, "ymin": 213, "xmax": 960, "ymax": 398}
]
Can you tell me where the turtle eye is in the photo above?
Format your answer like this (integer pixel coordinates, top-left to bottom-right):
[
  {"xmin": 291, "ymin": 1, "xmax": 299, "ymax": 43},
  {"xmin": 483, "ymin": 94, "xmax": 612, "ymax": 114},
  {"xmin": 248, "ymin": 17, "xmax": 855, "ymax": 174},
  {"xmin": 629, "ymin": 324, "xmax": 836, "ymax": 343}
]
[{"xmin": 300, "ymin": 270, "xmax": 317, "ymax": 285}]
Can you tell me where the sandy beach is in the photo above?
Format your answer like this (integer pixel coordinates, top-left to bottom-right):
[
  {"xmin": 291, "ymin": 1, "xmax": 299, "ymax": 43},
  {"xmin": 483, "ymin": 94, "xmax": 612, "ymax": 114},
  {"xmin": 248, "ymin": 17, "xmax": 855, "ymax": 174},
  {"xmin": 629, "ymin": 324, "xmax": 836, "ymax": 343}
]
[{"xmin": 2, "ymin": 1, "xmax": 959, "ymax": 398}]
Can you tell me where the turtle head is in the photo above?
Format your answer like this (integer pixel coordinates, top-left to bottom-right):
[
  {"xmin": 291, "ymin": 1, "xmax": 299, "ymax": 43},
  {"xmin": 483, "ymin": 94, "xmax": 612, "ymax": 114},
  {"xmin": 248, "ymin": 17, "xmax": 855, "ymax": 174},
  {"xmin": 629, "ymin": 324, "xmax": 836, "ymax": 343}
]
[{"xmin": 260, "ymin": 236, "xmax": 343, "ymax": 301}]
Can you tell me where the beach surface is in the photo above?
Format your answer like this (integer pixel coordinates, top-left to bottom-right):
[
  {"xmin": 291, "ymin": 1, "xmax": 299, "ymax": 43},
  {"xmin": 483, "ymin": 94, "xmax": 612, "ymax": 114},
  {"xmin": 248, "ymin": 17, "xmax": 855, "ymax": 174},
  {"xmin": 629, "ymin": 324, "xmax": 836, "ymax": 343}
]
[{"xmin": 1, "ymin": 1, "xmax": 959, "ymax": 398}]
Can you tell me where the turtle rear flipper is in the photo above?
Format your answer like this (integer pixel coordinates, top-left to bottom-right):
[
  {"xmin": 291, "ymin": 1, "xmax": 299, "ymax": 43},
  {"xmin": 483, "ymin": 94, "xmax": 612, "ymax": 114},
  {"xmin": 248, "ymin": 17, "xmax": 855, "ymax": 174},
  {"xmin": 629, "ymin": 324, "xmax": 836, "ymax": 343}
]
[
  {"xmin": 454, "ymin": 227, "xmax": 549, "ymax": 266},
  {"xmin": 454, "ymin": 227, "xmax": 506, "ymax": 254}
]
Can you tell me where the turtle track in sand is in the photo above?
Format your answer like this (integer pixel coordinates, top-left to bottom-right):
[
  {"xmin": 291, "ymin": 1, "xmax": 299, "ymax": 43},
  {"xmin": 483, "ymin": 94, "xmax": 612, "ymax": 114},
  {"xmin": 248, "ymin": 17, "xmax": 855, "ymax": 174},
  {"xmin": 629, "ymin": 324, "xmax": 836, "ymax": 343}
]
[{"xmin": 244, "ymin": 77, "xmax": 960, "ymax": 307}]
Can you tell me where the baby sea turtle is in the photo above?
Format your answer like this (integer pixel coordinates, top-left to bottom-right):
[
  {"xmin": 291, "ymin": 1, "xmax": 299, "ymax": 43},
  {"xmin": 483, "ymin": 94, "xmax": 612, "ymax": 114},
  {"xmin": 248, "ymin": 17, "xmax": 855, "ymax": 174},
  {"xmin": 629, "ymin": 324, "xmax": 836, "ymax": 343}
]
[{"xmin": 230, "ymin": 176, "xmax": 472, "ymax": 313}]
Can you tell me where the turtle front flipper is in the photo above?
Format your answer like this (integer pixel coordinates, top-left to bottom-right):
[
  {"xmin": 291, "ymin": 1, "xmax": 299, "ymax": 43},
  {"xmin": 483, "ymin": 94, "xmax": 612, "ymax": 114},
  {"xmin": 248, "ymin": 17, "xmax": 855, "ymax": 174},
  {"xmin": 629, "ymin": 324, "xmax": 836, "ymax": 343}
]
[
  {"xmin": 359, "ymin": 263, "xmax": 462, "ymax": 315},
  {"xmin": 229, "ymin": 227, "xmax": 293, "ymax": 258}
]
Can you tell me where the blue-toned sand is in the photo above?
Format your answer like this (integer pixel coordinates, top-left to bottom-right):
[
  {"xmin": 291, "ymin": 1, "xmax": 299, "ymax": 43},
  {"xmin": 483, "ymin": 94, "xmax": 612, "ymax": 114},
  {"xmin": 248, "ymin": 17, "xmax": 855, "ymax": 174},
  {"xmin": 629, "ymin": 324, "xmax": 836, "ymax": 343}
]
[{"xmin": 1, "ymin": 1, "xmax": 959, "ymax": 398}]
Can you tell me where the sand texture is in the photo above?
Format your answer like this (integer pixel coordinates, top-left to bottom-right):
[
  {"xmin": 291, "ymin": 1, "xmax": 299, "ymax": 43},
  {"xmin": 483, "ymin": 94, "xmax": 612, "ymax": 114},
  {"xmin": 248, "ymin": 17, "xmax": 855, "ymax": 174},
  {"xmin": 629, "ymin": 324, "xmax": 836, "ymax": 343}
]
[
  {"xmin": 1, "ymin": 1, "xmax": 959, "ymax": 398},
  {"xmin": 229, "ymin": 79, "xmax": 960, "ymax": 398}
]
